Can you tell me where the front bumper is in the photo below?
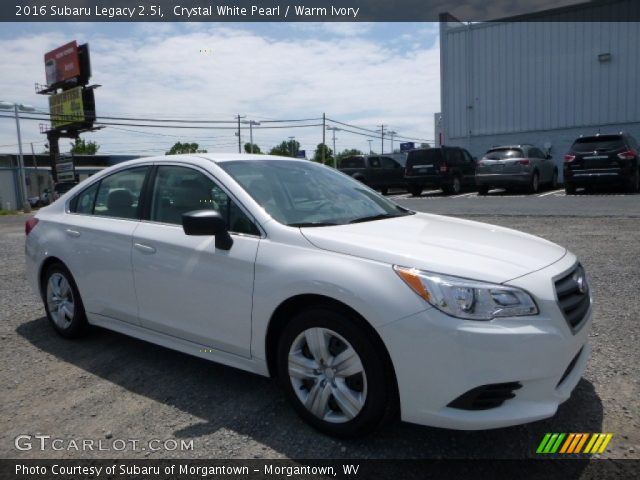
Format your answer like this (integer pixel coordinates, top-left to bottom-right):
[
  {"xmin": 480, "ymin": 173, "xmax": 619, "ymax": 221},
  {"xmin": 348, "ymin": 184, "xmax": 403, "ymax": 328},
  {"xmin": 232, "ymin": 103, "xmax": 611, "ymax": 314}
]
[{"xmin": 379, "ymin": 254, "xmax": 592, "ymax": 430}]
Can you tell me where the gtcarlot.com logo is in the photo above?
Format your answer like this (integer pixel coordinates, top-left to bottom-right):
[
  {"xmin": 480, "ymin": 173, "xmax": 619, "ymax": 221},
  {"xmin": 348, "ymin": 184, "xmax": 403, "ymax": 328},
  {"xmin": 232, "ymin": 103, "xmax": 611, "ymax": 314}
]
[
  {"xmin": 536, "ymin": 433, "xmax": 613, "ymax": 454},
  {"xmin": 14, "ymin": 435, "xmax": 194, "ymax": 452}
]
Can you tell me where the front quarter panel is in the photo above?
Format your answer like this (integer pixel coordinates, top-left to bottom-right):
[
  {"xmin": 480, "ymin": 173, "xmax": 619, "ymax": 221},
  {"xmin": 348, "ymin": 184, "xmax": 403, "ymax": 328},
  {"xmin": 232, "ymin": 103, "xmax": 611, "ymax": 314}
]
[{"xmin": 250, "ymin": 233, "xmax": 429, "ymax": 361}]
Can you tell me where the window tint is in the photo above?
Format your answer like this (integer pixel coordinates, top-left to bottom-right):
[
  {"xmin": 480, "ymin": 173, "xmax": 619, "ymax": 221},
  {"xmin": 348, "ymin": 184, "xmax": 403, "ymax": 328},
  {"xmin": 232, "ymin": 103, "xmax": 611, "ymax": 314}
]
[
  {"xmin": 94, "ymin": 166, "xmax": 149, "ymax": 220},
  {"xmin": 529, "ymin": 148, "xmax": 545, "ymax": 159},
  {"xmin": 462, "ymin": 150, "xmax": 474, "ymax": 163},
  {"xmin": 380, "ymin": 157, "xmax": 400, "ymax": 169},
  {"xmin": 571, "ymin": 135, "xmax": 626, "ymax": 153},
  {"xmin": 447, "ymin": 149, "xmax": 463, "ymax": 165},
  {"xmin": 340, "ymin": 157, "xmax": 365, "ymax": 168},
  {"xmin": 150, "ymin": 165, "xmax": 258, "ymax": 235},
  {"xmin": 483, "ymin": 149, "xmax": 524, "ymax": 160},
  {"xmin": 407, "ymin": 149, "xmax": 442, "ymax": 166},
  {"xmin": 72, "ymin": 182, "xmax": 99, "ymax": 214},
  {"xmin": 368, "ymin": 157, "xmax": 381, "ymax": 168}
]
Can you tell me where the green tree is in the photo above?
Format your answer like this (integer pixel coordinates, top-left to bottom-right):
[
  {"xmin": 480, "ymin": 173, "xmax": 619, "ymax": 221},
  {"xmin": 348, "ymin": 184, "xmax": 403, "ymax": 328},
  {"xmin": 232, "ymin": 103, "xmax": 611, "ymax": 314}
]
[
  {"xmin": 269, "ymin": 139, "xmax": 300, "ymax": 157},
  {"xmin": 244, "ymin": 142, "xmax": 262, "ymax": 154},
  {"xmin": 165, "ymin": 142, "xmax": 207, "ymax": 155},
  {"xmin": 420, "ymin": 143, "xmax": 431, "ymax": 149},
  {"xmin": 312, "ymin": 143, "xmax": 334, "ymax": 165},
  {"xmin": 337, "ymin": 148, "xmax": 363, "ymax": 161},
  {"xmin": 70, "ymin": 138, "xmax": 100, "ymax": 155}
]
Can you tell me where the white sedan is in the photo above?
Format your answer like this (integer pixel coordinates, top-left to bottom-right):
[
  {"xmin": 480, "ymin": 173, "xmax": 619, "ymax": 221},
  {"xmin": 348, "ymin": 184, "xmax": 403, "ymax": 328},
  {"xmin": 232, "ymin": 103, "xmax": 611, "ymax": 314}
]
[{"xmin": 25, "ymin": 154, "xmax": 592, "ymax": 437}]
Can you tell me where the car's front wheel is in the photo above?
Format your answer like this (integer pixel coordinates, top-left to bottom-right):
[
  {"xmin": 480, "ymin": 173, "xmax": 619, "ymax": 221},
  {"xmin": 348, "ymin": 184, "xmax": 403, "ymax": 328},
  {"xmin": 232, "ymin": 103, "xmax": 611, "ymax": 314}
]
[
  {"xmin": 408, "ymin": 185, "xmax": 422, "ymax": 197},
  {"xmin": 277, "ymin": 306, "xmax": 393, "ymax": 437},
  {"xmin": 43, "ymin": 264, "xmax": 88, "ymax": 338}
]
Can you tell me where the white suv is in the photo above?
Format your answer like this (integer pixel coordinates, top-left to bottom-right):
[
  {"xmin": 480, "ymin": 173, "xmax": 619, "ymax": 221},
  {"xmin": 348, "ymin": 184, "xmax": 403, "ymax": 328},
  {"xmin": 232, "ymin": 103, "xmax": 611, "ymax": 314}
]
[{"xmin": 25, "ymin": 154, "xmax": 592, "ymax": 437}]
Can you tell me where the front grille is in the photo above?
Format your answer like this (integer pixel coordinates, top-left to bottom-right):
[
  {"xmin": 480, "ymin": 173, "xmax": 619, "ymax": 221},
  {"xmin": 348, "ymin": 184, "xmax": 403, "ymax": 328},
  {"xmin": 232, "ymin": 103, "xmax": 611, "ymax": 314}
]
[
  {"xmin": 448, "ymin": 382, "xmax": 522, "ymax": 411},
  {"xmin": 555, "ymin": 264, "xmax": 591, "ymax": 331}
]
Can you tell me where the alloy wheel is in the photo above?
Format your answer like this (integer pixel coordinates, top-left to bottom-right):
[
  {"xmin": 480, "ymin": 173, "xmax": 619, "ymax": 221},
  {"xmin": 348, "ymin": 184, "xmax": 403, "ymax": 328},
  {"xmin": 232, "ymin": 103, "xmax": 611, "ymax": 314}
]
[
  {"xmin": 46, "ymin": 273, "xmax": 75, "ymax": 329},
  {"xmin": 288, "ymin": 327, "xmax": 367, "ymax": 423}
]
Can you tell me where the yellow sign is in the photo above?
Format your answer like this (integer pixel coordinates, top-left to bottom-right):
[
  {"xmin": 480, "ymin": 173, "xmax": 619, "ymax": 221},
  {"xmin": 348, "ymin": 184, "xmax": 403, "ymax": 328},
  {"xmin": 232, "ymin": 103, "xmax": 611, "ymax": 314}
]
[{"xmin": 49, "ymin": 86, "xmax": 85, "ymax": 128}]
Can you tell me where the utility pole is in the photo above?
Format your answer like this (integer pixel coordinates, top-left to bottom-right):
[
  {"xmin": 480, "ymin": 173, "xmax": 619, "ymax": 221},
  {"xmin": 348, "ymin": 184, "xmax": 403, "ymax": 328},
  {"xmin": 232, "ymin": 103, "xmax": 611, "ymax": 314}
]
[
  {"xmin": 242, "ymin": 120, "xmax": 260, "ymax": 153},
  {"xmin": 387, "ymin": 130, "xmax": 397, "ymax": 153},
  {"xmin": 30, "ymin": 143, "xmax": 41, "ymax": 202},
  {"xmin": 377, "ymin": 124, "xmax": 386, "ymax": 154},
  {"xmin": 321, "ymin": 112, "xmax": 326, "ymax": 164},
  {"xmin": 236, "ymin": 114, "xmax": 245, "ymax": 153},
  {"xmin": 367, "ymin": 139, "xmax": 373, "ymax": 154},
  {"xmin": 326, "ymin": 126, "xmax": 340, "ymax": 168},
  {"xmin": 288, "ymin": 136, "xmax": 296, "ymax": 157}
]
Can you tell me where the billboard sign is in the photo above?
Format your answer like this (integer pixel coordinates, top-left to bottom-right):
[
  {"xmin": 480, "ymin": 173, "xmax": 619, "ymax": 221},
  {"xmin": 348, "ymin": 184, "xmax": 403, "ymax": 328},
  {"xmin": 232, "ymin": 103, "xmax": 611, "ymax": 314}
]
[
  {"xmin": 296, "ymin": 150, "xmax": 306, "ymax": 158},
  {"xmin": 55, "ymin": 155, "xmax": 75, "ymax": 182},
  {"xmin": 45, "ymin": 41, "xmax": 81, "ymax": 86},
  {"xmin": 400, "ymin": 142, "xmax": 415, "ymax": 152},
  {"xmin": 48, "ymin": 87, "xmax": 96, "ymax": 129}
]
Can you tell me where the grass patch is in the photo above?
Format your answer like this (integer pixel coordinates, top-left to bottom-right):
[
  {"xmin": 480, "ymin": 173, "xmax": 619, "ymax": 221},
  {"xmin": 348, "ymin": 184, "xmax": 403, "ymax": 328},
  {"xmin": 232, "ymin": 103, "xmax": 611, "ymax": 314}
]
[{"xmin": 0, "ymin": 209, "xmax": 19, "ymax": 216}]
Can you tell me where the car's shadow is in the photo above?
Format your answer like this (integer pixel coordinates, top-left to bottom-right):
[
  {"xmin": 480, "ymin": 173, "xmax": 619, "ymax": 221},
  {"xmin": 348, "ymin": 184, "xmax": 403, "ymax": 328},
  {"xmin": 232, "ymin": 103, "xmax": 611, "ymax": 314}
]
[{"xmin": 17, "ymin": 317, "xmax": 603, "ymax": 462}]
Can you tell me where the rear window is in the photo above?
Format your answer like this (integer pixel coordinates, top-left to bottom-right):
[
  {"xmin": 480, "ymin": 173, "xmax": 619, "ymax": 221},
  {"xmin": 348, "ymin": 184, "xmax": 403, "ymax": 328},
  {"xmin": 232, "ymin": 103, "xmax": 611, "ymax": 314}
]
[
  {"xmin": 406, "ymin": 149, "xmax": 442, "ymax": 166},
  {"xmin": 340, "ymin": 157, "xmax": 365, "ymax": 168},
  {"xmin": 571, "ymin": 135, "xmax": 626, "ymax": 153},
  {"xmin": 483, "ymin": 149, "xmax": 524, "ymax": 160}
]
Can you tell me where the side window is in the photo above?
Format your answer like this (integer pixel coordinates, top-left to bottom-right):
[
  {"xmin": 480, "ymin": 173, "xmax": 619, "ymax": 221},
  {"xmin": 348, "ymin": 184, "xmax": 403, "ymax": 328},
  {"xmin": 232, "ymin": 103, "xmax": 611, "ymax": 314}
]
[
  {"xmin": 447, "ymin": 149, "xmax": 462, "ymax": 165},
  {"xmin": 150, "ymin": 165, "xmax": 258, "ymax": 235},
  {"xmin": 380, "ymin": 157, "xmax": 400, "ymax": 169},
  {"xmin": 94, "ymin": 166, "xmax": 149, "ymax": 220},
  {"xmin": 71, "ymin": 182, "xmax": 99, "ymax": 214},
  {"xmin": 529, "ymin": 148, "xmax": 543, "ymax": 159},
  {"xmin": 462, "ymin": 151, "xmax": 473, "ymax": 164},
  {"xmin": 368, "ymin": 157, "xmax": 381, "ymax": 168}
]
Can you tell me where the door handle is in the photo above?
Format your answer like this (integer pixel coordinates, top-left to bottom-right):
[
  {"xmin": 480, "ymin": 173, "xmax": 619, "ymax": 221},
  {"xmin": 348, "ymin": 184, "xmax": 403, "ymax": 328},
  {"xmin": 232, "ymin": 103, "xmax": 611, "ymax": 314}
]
[
  {"xmin": 65, "ymin": 229, "xmax": 81, "ymax": 238},
  {"xmin": 134, "ymin": 243, "xmax": 156, "ymax": 254}
]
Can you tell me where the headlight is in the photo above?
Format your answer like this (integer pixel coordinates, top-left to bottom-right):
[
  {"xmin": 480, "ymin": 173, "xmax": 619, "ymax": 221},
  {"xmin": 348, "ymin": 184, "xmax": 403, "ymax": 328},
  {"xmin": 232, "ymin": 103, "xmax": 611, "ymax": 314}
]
[{"xmin": 393, "ymin": 266, "xmax": 538, "ymax": 320}]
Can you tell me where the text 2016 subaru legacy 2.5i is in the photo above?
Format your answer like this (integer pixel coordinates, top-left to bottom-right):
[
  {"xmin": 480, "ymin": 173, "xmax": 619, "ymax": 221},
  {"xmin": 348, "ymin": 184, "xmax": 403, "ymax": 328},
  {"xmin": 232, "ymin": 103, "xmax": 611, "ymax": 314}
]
[{"xmin": 25, "ymin": 154, "xmax": 592, "ymax": 437}]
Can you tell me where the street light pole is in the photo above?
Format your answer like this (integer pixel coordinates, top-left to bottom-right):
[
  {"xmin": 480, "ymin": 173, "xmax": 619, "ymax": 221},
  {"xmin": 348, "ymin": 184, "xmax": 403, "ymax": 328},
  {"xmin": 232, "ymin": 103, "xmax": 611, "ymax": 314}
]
[
  {"xmin": 242, "ymin": 120, "xmax": 261, "ymax": 153},
  {"xmin": 288, "ymin": 136, "xmax": 296, "ymax": 157},
  {"xmin": 387, "ymin": 130, "xmax": 397, "ymax": 153},
  {"xmin": 0, "ymin": 101, "xmax": 34, "ymax": 212},
  {"xmin": 367, "ymin": 139, "xmax": 373, "ymax": 154}
]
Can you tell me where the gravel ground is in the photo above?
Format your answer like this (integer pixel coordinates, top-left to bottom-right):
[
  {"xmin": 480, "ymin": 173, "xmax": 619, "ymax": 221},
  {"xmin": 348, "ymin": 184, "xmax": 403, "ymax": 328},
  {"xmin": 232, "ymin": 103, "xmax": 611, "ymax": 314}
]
[{"xmin": 0, "ymin": 211, "xmax": 638, "ymax": 460}]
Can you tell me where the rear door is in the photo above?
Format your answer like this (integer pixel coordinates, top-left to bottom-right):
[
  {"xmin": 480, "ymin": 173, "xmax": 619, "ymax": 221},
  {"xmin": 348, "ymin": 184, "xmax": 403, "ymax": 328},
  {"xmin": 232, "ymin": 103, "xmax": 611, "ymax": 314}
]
[
  {"xmin": 131, "ymin": 164, "xmax": 261, "ymax": 357},
  {"xmin": 65, "ymin": 165, "xmax": 151, "ymax": 324},
  {"xmin": 405, "ymin": 149, "xmax": 442, "ymax": 179}
]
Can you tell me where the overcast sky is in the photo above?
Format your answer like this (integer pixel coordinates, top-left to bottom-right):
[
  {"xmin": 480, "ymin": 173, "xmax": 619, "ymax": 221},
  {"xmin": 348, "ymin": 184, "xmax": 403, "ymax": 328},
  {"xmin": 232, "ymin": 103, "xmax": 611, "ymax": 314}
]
[{"xmin": 0, "ymin": 22, "xmax": 440, "ymax": 157}]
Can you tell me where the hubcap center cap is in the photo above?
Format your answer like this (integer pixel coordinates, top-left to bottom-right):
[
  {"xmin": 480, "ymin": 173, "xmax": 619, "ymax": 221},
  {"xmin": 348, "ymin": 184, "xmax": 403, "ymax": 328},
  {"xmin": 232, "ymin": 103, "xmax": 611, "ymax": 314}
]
[{"xmin": 324, "ymin": 368, "xmax": 335, "ymax": 380}]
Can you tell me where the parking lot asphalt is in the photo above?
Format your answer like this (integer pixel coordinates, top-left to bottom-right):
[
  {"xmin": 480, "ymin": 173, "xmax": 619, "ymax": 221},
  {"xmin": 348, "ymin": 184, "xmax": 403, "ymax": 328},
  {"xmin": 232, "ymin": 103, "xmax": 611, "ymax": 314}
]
[{"xmin": 0, "ymin": 197, "xmax": 638, "ymax": 461}]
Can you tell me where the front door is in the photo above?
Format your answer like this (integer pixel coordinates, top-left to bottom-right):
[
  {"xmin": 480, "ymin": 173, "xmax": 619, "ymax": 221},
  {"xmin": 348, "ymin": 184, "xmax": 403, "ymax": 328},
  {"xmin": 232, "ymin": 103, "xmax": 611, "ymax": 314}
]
[{"xmin": 131, "ymin": 164, "xmax": 261, "ymax": 357}]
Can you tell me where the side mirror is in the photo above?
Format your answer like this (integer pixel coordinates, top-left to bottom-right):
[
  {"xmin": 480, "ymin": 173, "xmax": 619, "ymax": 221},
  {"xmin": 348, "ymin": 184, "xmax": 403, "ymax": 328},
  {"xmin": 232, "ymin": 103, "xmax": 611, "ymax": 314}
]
[{"xmin": 182, "ymin": 210, "xmax": 233, "ymax": 250}]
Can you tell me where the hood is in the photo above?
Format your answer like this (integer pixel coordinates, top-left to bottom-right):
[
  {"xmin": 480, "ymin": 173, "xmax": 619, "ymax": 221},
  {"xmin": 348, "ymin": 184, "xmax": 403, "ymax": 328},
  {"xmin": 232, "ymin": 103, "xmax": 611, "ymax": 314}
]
[{"xmin": 300, "ymin": 213, "xmax": 566, "ymax": 284}]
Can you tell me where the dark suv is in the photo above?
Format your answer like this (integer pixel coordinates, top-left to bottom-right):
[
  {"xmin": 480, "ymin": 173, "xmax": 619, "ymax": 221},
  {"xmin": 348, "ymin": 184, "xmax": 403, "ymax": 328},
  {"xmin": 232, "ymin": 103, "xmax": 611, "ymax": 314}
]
[
  {"xmin": 339, "ymin": 154, "xmax": 407, "ymax": 195},
  {"xmin": 564, "ymin": 133, "xmax": 639, "ymax": 194},
  {"xmin": 404, "ymin": 146, "xmax": 476, "ymax": 196}
]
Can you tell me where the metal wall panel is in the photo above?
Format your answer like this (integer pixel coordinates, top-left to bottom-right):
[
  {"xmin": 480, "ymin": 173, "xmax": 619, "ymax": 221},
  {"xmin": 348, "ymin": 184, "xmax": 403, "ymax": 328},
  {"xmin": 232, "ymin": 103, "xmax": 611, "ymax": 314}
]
[{"xmin": 441, "ymin": 2, "xmax": 640, "ymax": 143}]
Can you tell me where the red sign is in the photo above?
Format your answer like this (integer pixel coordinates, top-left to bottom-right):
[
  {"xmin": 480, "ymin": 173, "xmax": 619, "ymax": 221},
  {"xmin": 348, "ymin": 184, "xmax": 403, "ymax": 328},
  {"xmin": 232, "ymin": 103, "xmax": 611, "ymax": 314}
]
[{"xmin": 44, "ymin": 41, "xmax": 81, "ymax": 86}]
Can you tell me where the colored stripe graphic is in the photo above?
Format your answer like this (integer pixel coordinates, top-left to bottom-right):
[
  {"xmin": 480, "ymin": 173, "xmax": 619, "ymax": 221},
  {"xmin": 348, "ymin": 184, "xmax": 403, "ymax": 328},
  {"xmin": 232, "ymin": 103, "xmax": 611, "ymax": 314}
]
[{"xmin": 537, "ymin": 433, "xmax": 613, "ymax": 454}]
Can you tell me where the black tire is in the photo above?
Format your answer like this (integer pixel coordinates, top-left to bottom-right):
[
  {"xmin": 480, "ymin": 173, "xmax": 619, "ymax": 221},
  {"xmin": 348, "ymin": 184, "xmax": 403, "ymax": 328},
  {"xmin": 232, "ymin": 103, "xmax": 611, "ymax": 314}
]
[
  {"xmin": 443, "ymin": 175, "xmax": 461, "ymax": 195},
  {"xmin": 408, "ymin": 185, "xmax": 423, "ymax": 197},
  {"xmin": 379, "ymin": 187, "xmax": 389, "ymax": 196},
  {"xmin": 565, "ymin": 183, "xmax": 576, "ymax": 195},
  {"xmin": 277, "ymin": 306, "xmax": 394, "ymax": 437},
  {"xmin": 478, "ymin": 185, "xmax": 489, "ymax": 196},
  {"xmin": 528, "ymin": 172, "xmax": 540, "ymax": 194},
  {"xmin": 42, "ymin": 263, "xmax": 88, "ymax": 338},
  {"xmin": 626, "ymin": 168, "xmax": 640, "ymax": 193},
  {"xmin": 550, "ymin": 170, "xmax": 559, "ymax": 189}
]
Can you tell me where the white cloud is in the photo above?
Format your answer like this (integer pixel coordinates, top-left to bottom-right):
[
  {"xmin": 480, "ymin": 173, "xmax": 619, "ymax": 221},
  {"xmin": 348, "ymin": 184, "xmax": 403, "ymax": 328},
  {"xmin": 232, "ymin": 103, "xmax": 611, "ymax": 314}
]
[{"xmin": 0, "ymin": 24, "xmax": 440, "ymax": 157}]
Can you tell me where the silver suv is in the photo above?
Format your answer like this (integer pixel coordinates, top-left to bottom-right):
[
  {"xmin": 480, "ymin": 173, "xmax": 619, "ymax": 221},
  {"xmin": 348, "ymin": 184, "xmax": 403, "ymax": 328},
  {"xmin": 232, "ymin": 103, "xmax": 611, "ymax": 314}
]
[{"xmin": 476, "ymin": 145, "xmax": 558, "ymax": 194}]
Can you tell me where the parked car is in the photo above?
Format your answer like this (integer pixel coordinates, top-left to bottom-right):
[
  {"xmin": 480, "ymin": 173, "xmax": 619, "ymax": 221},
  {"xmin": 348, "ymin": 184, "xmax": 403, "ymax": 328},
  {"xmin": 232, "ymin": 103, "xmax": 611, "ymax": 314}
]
[
  {"xmin": 53, "ymin": 181, "xmax": 78, "ymax": 200},
  {"xmin": 27, "ymin": 195, "xmax": 42, "ymax": 208},
  {"xmin": 26, "ymin": 154, "xmax": 592, "ymax": 437},
  {"xmin": 475, "ymin": 145, "xmax": 558, "ymax": 195},
  {"xmin": 338, "ymin": 153, "xmax": 407, "ymax": 195},
  {"xmin": 564, "ymin": 133, "xmax": 639, "ymax": 194},
  {"xmin": 404, "ymin": 146, "xmax": 476, "ymax": 196}
]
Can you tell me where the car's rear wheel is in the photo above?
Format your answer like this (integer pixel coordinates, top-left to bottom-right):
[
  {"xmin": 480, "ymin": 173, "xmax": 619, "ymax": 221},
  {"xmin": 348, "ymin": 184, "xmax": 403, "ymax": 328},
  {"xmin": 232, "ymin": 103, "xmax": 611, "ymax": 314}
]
[
  {"xmin": 528, "ymin": 172, "xmax": 540, "ymax": 193},
  {"xmin": 565, "ymin": 183, "xmax": 576, "ymax": 195},
  {"xmin": 379, "ymin": 187, "xmax": 389, "ymax": 196},
  {"xmin": 43, "ymin": 264, "xmax": 88, "ymax": 338},
  {"xmin": 277, "ymin": 306, "xmax": 392, "ymax": 437},
  {"xmin": 443, "ymin": 176, "xmax": 461, "ymax": 195},
  {"xmin": 550, "ymin": 170, "xmax": 559, "ymax": 189},
  {"xmin": 626, "ymin": 167, "xmax": 640, "ymax": 193},
  {"xmin": 478, "ymin": 185, "xmax": 489, "ymax": 196},
  {"xmin": 408, "ymin": 185, "xmax": 423, "ymax": 197}
]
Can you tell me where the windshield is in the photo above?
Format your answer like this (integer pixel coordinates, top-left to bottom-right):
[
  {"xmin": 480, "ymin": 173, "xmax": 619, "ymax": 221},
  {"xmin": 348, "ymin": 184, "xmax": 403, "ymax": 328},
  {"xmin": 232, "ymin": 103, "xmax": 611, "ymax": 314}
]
[
  {"xmin": 571, "ymin": 136, "xmax": 625, "ymax": 153},
  {"xmin": 220, "ymin": 160, "xmax": 412, "ymax": 226}
]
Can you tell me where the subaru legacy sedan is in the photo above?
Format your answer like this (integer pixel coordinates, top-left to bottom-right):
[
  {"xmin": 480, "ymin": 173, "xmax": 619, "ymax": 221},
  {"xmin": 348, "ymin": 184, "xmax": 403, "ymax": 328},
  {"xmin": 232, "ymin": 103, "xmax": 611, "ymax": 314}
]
[{"xmin": 25, "ymin": 154, "xmax": 592, "ymax": 437}]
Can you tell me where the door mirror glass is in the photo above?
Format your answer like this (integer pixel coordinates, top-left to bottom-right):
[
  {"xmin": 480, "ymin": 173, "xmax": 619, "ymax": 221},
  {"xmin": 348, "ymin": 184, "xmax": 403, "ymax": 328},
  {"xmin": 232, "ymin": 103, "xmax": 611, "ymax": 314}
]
[{"xmin": 182, "ymin": 210, "xmax": 233, "ymax": 250}]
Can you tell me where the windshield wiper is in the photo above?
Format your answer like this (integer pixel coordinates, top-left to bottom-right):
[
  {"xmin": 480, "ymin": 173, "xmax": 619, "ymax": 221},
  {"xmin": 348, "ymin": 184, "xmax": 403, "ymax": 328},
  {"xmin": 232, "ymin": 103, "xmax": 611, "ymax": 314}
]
[
  {"xmin": 287, "ymin": 221, "xmax": 340, "ymax": 227},
  {"xmin": 348, "ymin": 213, "xmax": 406, "ymax": 224}
]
